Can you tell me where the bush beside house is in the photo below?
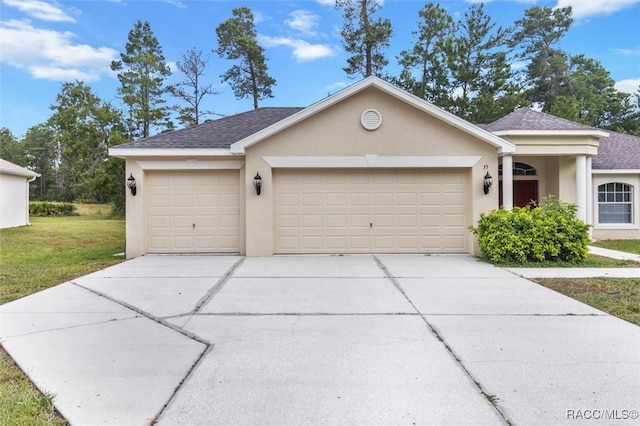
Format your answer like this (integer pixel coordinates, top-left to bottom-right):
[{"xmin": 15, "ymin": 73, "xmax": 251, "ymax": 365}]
[{"xmin": 471, "ymin": 197, "xmax": 590, "ymax": 264}]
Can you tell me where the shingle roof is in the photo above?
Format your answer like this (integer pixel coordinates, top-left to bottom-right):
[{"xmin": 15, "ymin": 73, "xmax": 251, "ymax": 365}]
[
  {"xmin": 592, "ymin": 131, "xmax": 640, "ymax": 170},
  {"xmin": 484, "ymin": 107, "xmax": 601, "ymax": 132},
  {"xmin": 112, "ymin": 107, "xmax": 304, "ymax": 150}
]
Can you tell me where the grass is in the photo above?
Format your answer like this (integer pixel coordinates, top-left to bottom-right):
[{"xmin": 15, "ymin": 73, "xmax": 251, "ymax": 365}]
[
  {"xmin": 535, "ymin": 278, "xmax": 640, "ymax": 326},
  {"xmin": 591, "ymin": 239, "xmax": 640, "ymax": 255},
  {"xmin": 482, "ymin": 253, "xmax": 640, "ymax": 268},
  {"xmin": 0, "ymin": 215, "xmax": 125, "ymax": 304},
  {"xmin": 0, "ymin": 209, "xmax": 124, "ymax": 424},
  {"xmin": 0, "ymin": 351, "xmax": 67, "ymax": 426}
]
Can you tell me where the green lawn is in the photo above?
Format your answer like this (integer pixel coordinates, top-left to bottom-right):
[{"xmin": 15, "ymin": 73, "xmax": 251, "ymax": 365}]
[
  {"xmin": 0, "ymin": 216, "xmax": 125, "ymax": 304},
  {"xmin": 535, "ymin": 277, "xmax": 640, "ymax": 326},
  {"xmin": 0, "ymin": 213, "xmax": 124, "ymax": 425},
  {"xmin": 591, "ymin": 239, "xmax": 640, "ymax": 255},
  {"xmin": 481, "ymin": 253, "xmax": 640, "ymax": 268}
]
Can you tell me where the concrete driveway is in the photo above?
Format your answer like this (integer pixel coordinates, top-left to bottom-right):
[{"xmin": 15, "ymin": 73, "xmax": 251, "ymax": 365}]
[{"xmin": 1, "ymin": 254, "xmax": 639, "ymax": 425}]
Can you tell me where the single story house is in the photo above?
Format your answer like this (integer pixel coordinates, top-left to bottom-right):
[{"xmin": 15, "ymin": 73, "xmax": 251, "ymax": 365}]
[
  {"xmin": 109, "ymin": 77, "xmax": 636, "ymax": 258},
  {"xmin": 0, "ymin": 158, "xmax": 40, "ymax": 229}
]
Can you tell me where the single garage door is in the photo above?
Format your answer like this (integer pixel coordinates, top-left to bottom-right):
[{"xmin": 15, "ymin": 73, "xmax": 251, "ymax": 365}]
[
  {"xmin": 275, "ymin": 169, "xmax": 467, "ymax": 253},
  {"xmin": 147, "ymin": 171, "xmax": 240, "ymax": 253}
]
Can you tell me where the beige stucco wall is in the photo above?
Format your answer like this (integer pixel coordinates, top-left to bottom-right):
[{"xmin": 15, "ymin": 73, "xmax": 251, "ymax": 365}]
[
  {"xmin": 244, "ymin": 87, "xmax": 499, "ymax": 256},
  {"xmin": 125, "ymin": 160, "xmax": 145, "ymax": 258},
  {"xmin": 498, "ymin": 134, "xmax": 600, "ymax": 156},
  {"xmin": 0, "ymin": 173, "xmax": 30, "ymax": 229}
]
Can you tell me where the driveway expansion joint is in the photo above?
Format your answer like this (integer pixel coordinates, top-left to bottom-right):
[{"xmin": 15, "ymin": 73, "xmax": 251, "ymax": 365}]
[
  {"xmin": 192, "ymin": 258, "xmax": 245, "ymax": 313},
  {"xmin": 372, "ymin": 255, "xmax": 512, "ymax": 425},
  {"xmin": 153, "ymin": 343, "xmax": 214, "ymax": 423},
  {"xmin": 0, "ymin": 315, "xmax": 141, "ymax": 339},
  {"xmin": 71, "ymin": 281, "xmax": 210, "ymax": 346}
]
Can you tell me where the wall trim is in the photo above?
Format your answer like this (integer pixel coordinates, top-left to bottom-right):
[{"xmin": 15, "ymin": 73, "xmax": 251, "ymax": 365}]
[
  {"xmin": 135, "ymin": 160, "xmax": 245, "ymax": 170},
  {"xmin": 262, "ymin": 155, "xmax": 482, "ymax": 168}
]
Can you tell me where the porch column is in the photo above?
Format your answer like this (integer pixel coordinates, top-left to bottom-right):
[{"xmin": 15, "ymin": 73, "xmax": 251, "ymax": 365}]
[
  {"xmin": 575, "ymin": 155, "xmax": 587, "ymax": 222},
  {"xmin": 502, "ymin": 154, "xmax": 513, "ymax": 210},
  {"xmin": 586, "ymin": 156, "xmax": 593, "ymax": 225}
]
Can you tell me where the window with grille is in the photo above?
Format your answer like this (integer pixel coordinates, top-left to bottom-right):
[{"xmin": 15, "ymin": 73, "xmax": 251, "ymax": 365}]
[
  {"xmin": 598, "ymin": 183, "xmax": 632, "ymax": 224},
  {"xmin": 498, "ymin": 162, "xmax": 537, "ymax": 176}
]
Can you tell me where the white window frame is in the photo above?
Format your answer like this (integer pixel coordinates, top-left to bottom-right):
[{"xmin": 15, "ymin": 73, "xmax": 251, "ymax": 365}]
[{"xmin": 593, "ymin": 174, "xmax": 639, "ymax": 230}]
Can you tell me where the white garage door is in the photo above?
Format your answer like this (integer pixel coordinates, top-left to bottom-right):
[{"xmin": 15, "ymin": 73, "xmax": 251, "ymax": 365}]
[
  {"xmin": 275, "ymin": 169, "xmax": 467, "ymax": 253},
  {"xmin": 147, "ymin": 171, "xmax": 240, "ymax": 253}
]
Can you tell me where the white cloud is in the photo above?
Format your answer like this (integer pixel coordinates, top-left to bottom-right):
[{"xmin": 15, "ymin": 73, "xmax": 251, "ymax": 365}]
[
  {"xmin": 286, "ymin": 10, "xmax": 320, "ymax": 36},
  {"xmin": 555, "ymin": 0, "xmax": 640, "ymax": 19},
  {"xmin": 259, "ymin": 35, "xmax": 337, "ymax": 62},
  {"xmin": 164, "ymin": 0, "xmax": 187, "ymax": 8},
  {"xmin": 613, "ymin": 48, "xmax": 640, "ymax": 55},
  {"xmin": 29, "ymin": 66, "xmax": 97, "ymax": 81},
  {"xmin": 615, "ymin": 78, "xmax": 640, "ymax": 94},
  {"xmin": 316, "ymin": 0, "xmax": 335, "ymax": 6},
  {"xmin": 2, "ymin": 0, "xmax": 75, "ymax": 22},
  {"xmin": 325, "ymin": 81, "xmax": 347, "ymax": 93},
  {"xmin": 0, "ymin": 19, "xmax": 118, "ymax": 82}
]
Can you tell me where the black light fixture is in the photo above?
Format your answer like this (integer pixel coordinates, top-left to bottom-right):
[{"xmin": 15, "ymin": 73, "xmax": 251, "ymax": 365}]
[
  {"xmin": 483, "ymin": 171, "xmax": 493, "ymax": 195},
  {"xmin": 127, "ymin": 173, "xmax": 137, "ymax": 196},
  {"xmin": 253, "ymin": 172, "xmax": 262, "ymax": 196}
]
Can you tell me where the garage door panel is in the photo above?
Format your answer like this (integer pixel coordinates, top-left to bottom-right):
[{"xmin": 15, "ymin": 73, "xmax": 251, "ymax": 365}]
[
  {"xmin": 349, "ymin": 193, "xmax": 370, "ymax": 206},
  {"xmin": 275, "ymin": 169, "xmax": 467, "ymax": 253},
  {"xmin": 326, "ymin": 214, "xmax": 346, "ymax": 228},
  {"xmin": 147, "ymin": 171, "xmax": 240, "ymax": 253},
  {"xmin": 150, "ymin": 194, "xmax": 170, "ymax": 207}
]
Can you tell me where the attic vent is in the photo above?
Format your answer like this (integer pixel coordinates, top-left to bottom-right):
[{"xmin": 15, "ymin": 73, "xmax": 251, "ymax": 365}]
[{"xmin": 361, "ymin": 109, "xmax": 382, "ymax": 130}]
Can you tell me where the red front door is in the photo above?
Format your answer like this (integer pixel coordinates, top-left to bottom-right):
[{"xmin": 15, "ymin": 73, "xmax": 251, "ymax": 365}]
[{"xmin": 499, "ymin": 180, "xmax": 539, "ymax": 207}]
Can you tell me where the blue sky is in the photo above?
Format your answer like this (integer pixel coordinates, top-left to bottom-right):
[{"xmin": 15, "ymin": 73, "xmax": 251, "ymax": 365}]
[{"xmin": 1, "ymin": 0, "xmax": 639, "ymax": 137}]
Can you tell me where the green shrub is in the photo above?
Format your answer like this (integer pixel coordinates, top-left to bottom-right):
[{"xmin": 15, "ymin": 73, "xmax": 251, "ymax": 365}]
[
  {"xmin": 470, "ymin": 196, "xmax": 590, "ymax": 264},
  {"xmin": 29, "ymin": 202, "xmax": 77, "ymax": 217}
]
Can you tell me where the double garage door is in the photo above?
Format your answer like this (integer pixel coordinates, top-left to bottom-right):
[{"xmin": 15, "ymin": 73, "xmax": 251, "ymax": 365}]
[
  {"xmin": 146, "ymin": 169, "xmax": 468, "ymax": 254},
  {"xmin": 274, "ymin": 169, "xmax": 468, "ymax": 253},
  {"xmin": 147, "ymin": 171, "xmax": 240, "ymax": 253}
]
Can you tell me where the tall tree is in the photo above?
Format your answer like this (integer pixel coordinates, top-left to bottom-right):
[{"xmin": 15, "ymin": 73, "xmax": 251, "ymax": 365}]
[
  {"xmin": 168, "ymin": 48, "xmax": 220, "ymax": 127},
  {"xmin": 395, "ymin": 2, "xmax": 455, "ymax": 105},
  {"xmin": 216, "ymin": 7, "xmax": 275, "ymax": 109},
  {"xmin": 559, "ymin": 55, "xmax": 628, "ymax": 128},
  {"xmin": 447, "ymin": 3, "xmax": 512, "ymax": 122},
  {"xmin": 23, "ymin": 123, "xmax": 57, "ymax": 199},
  {"xmin": 336, "ymin": 0, "xmax": 393, "ymax": 78},
  {"xmin": 509, "ymin": 6, "xmax": 573, "ymax": 109},
  {"xmin": 0, "ymin": 127, "xmax": 25, "ymax": 165},
  {"xmin": 111, "ymin": 20, "xmax": 172, "ymax": 138},
  {"xmin": 48, "ymin": 81, "xmax": 127, "ymax": 205}
]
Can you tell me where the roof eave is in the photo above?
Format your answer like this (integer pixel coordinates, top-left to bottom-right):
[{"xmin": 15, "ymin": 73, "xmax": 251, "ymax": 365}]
[
  {"xmin": 0, "ymin": 167, "xmax": 40, "ymax": 178},
  {"xmin": 592, "ymin": 168, "xmax": 640, "ymax": 173},
  {"xmin": 492, "ymin": 129, "xmax": 610, "ymax": 138},
  {"xmin": 109, "ymin": 148, "xmax": 237, "ymax": 158}
]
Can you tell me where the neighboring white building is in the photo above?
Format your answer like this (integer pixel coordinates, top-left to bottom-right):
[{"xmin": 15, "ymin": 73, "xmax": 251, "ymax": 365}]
[{"xmin": 0, "ymin": 158, "xmax": 40, "ymax": 229}]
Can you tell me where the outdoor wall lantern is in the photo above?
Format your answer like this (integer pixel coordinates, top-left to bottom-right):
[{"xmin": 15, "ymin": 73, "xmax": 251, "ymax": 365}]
[
  {"xmin": 127, "ymin": 173, "xmax": 137, "ymax": 196},
  {"xmin": 483, "ymin": 171, "xmax": 493, "ymax": 195},
  {"xmin": 253, "ymin": 172, "xmax": 262, "ymax": 196}
]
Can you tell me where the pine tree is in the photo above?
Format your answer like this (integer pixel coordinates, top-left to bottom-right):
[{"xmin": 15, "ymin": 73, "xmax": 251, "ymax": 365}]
[
  {"xmin": 216, "ymin": 7, "xmax": 275, "ymax": 109},
  {"xmin": 395, "ymin": 3, "xmax": 454, "ymax": 105},
  {"xmin": 111, "ymin": 20, "xmax": 172, "ymax": 138},
  {"xmin": 336, "ymin": 0, "xmax": 392, "ymax": 78}
]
